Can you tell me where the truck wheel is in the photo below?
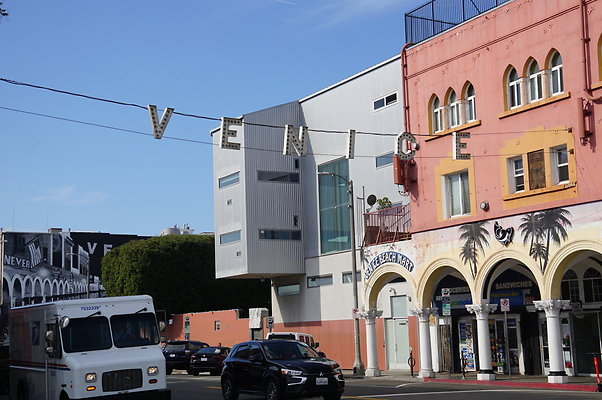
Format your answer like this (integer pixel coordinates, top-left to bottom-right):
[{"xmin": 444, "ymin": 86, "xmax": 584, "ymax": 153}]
[
  {"xmin": 17, "ymin": 381, "xmax": 28, "ymax": 400},
  {"xmin": 59, "ymin": 391, "xmax": 70, "ymax": 400}
]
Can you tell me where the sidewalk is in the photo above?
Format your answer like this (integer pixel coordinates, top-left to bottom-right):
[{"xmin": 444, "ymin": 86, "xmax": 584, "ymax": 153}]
[{"xmin": 343, "ymin": 369, "xmax": 601, "ymax": 392}]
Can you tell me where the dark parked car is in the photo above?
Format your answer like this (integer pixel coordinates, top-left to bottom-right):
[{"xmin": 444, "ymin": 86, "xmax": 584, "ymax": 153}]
[
  {"xmin": 190, "ymin": 346, "xmax": 231, "ymax": 376},
  {"xmin": 221, "ymin": 340, "xmax": 344, "ymax": 400},
  {"xmin": 162, "ymin": 340, "xmax": 209, "ymax": 374}
]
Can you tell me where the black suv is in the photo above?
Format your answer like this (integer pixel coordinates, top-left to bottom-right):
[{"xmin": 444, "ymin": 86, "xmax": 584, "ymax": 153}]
[
  {"xmin": 162, "ymin": 340, "xmax": 209, "ymax": 374},
  {"xmin": 221, "ymin": 340, "xmax": 344, "ymax": 400}
]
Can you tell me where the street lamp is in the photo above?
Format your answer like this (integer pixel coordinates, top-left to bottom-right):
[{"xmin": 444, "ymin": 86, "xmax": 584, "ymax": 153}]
[{"xmin": 318, "ymin": 172, "xmax": 365, "ymax": 376}]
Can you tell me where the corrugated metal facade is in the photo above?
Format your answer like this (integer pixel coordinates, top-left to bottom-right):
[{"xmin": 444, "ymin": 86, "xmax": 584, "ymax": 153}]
[{"xmin": 213, "ymin": 54, "xmax": 405, "ymax": 300}]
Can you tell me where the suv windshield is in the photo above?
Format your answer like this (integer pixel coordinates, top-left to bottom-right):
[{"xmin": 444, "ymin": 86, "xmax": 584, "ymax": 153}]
[
  {"xmin": 62, "ymin": 316, "xmax": 112, "ymax": 353},
  {"xmin": 111, "ymin": 312, "xmax": 160, "ymax": 348},
  {"xmin": 261, "ymin": 341, "xmax": 319, "ymax": 360}
]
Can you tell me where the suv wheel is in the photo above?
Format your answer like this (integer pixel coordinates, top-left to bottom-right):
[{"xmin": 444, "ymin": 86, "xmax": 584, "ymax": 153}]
[
  {"xmin": 221, "ymin": 375, "xmax": 239, "ymax": 400},
  {"xmin": 323, "ymin": 393, "xmax": 342, "ymax": 400},
  {"xmin": 265, "ymin": 378, "xmax": 282, "ymax": 400}
]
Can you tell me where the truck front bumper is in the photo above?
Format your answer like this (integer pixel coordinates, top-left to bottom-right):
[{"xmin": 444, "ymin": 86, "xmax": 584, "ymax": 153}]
[{"xmin": 86, "ymin": 388, "xmax": 171, "ymax": 400}]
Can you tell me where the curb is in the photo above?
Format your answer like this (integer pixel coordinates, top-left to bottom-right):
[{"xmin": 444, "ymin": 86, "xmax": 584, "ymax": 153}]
[{"xmin": 423, "ymin": 377, "xmax": 598, "ymax": 392}]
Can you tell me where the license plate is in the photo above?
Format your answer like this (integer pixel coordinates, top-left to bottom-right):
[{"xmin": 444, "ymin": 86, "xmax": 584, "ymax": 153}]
[
  {"xmin": 316, "ymin": 377, "xmax": 328, "ymax": 385},
  {"xmin": 169, "ymin": 354, "xmax": 176, "ymax": 358},
  {"xmin": 201, "ymin": 357, "xmax": 208, "ymax": 361}
]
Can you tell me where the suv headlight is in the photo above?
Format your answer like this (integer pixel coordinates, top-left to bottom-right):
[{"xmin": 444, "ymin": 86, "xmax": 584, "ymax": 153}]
[
  {"xmin": 333, "ymin": 368, "xmax": 342, "ymax": 374},
  {"xmin": 281, "ymin": 368, "xmax": 303, "ymax": 377},
  {"xmin": 147, "ymin": 366, "xmax": 159, "ymax": 376},
  {"xmin": 85, "ymin": 373, "xmax": 97, "ymax": 383}
]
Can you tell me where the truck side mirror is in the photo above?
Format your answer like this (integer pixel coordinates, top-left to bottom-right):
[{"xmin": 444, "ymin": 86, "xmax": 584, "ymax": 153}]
[{"xmin": 45, "ymin": 346, "xmax": 55, "ymax": 357}]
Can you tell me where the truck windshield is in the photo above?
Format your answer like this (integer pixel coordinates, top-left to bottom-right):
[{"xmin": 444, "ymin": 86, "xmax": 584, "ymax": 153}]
[
  {"xmin": 62, "ymin": 316, "xmax": 112, "ymax": 353},
  {"xmin": 111, "ymin": 312, "xmax": 160, "ymax": 348}
]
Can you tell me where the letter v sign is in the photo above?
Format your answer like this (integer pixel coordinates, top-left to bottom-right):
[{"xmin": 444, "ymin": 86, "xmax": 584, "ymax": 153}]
[{"xmin": 148, "ymin": 105, "xmax": 174, "ymax": 139}]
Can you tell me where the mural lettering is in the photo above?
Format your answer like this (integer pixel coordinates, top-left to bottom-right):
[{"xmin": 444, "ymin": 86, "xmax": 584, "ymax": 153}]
[{"xmin": 365, "ymin": 251, "xmax": 414, "ymax": 281}]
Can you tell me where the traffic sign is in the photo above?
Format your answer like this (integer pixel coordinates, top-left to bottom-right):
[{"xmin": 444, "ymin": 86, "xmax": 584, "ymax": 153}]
[
  {"xmin": 442, "ymin": 303, "xmax": 451, "ymax": 316},
  {"xmin": 500, "ymin": 298, "xmax": 510, "ymax": 312},
  {"xmin": 442, "ymin": 288, "xmax": 450, "ymax": 297}
]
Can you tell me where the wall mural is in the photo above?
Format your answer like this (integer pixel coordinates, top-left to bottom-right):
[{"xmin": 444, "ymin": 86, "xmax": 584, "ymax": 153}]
[
  {"xmin": 519, "ymin": 208, "xmax": 572, "ymax": 272},
  {"xmin": 458, "ymin": 207, "xmax": 573, "ymax": 276},
  {"xmin": 459, "ymin": 221, "xmax": 490, "ymax": 278}
]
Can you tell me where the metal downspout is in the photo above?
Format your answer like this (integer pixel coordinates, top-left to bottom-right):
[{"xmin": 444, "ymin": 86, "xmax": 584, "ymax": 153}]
[{"xmin": 580, "ymin": 0, "xmax": 602, "ymax": 101}]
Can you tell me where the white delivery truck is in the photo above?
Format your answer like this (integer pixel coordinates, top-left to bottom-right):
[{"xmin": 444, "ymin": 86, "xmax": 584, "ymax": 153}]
[{"xmin": 9, "ymin": 295, "xmax": 170, "ymax": 400}]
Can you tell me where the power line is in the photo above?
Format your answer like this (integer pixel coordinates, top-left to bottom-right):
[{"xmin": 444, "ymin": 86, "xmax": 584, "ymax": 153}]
[
  {"xmin": 0, "ymin": 77, "xmax": 569, "ymax": 137},
  {"xmin": 0, "ymin": 105, "xmax": 573, "ymax": 160}
]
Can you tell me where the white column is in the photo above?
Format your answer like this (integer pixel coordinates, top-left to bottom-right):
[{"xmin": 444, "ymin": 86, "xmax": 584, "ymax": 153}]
[
  {"xmin": 361, "ymin": 309, "xmax": 383, "ymax": 377},
  {"xmin": 410, "ymin": 308, "xmax": 437, "ymax": 378},
  {"xmin": 466, "ymin": 303, "xmax": 497, "ymax": 381},
  {"xmin": 534, "ymin": 300, "xmax": 571, "ymax": 384}
]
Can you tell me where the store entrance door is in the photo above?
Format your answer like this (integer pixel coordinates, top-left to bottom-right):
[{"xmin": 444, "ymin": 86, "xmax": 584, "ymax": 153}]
[
  {"xmin": 574, "ymin": 312, "xmax": 601, "ymax": 375},
  {"xmin": 385, "ymin": 319, "xmax": 410, "ymax": 370}
]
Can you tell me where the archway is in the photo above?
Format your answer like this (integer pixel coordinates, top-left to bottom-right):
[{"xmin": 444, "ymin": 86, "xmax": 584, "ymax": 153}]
[
  {"xmin": 479, "ymin": 257, "xmax": 542, "ymax": 375},
  {"xmin": 546, "ymin": 245, "xmax": 602, "ymax": 376}
]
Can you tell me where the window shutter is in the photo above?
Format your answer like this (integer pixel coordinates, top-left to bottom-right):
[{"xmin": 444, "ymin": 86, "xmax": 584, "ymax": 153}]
[{"xmin": 527, "ymin": 150, "xmax": 546, "ymax": 190}]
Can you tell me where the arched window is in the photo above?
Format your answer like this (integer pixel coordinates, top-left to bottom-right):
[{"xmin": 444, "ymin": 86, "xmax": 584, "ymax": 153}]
[
  {"xmin": 528, "ymin": 60, "xmax": 543, "ymax": 102},
  {"xmin": 465, "ymin": 84, "xmax": 476, "ymax": 122},
  {"xmin": 507, "ymin": 67, "xmax": 521, "ymax": 109},
  {"xmin": 447, "ymin": 90, "xmax": 459, "ymax": 128},
  {"xmin": 561, "ymin": 269, "xmax": 580, "ymax": 302},
  {"xmin": 431, "ymin": 96, "xmax": 443, "ymax": 133},
  {"xmin": 584, "ymin": 268, "xmax": 602, "ymax": 302},
  {"xmin": 550, "ymin": 52, "xmax": 563, "ymax": 95}
]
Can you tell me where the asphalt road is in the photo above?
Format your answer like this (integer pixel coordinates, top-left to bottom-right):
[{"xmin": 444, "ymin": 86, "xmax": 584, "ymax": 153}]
[{"xmin": 166, "ymin": 373, "xmax": 602, "ymax": 400}]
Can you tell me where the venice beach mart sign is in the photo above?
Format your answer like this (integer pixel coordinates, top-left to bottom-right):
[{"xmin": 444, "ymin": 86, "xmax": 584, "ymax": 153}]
[
  {"xmin": 146, "ymin": 107, "xmax": 472, "ymax": 161},
  {"xmin": 365, "ymin": 251, "xmax": 415, "ymax": 281}
]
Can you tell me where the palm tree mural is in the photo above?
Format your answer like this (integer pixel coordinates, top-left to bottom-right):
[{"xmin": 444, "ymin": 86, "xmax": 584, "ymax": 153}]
[
  {"xmin": 459, "ymin": 222, "xmax": 490, "ymax": 278},
  {"xmin": 519, "ymin": 208, "xmax": 572, "ymax": 272}
]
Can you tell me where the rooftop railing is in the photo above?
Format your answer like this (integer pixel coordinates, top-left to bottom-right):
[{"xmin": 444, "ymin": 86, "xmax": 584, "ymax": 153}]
[
  {"xmin": 363, "ymin": 204, "xmax": 411, "ymax": 246},
  {"xmin": 405, "ymin": 0, "xmax": 512, "ymax": 44}
]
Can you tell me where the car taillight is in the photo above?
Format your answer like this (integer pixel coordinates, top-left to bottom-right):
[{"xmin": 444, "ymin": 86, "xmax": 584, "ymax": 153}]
[
  {"xmin": 185, "ymin": 350, "xmax": 191, "ymax": 355},
  {"xmin": 191, "ymin": 355, "xmax": 196, "ymax": 359}
]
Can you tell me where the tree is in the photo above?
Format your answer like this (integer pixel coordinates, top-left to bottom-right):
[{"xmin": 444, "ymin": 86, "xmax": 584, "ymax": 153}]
[
  {"xmin": 101, "ymin": 234, "xmax": 271, "ymax": 315},
  {"xmin": 376, "ymin": 197, "xmax": 392, "ymax": 210}
]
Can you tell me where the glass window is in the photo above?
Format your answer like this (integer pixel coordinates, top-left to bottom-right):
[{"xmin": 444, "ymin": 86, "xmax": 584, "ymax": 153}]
[
  {"xmin": 318, "ymin": 159, "xmax": 350, "ymax": 254},
  {"xmin": 510, "ymin": 156, "xmax": 525, "ymax": 193},
  {"xmin": 553, "ymin": 146, "xmax": 569, "ymax": 184},
  {"xmin": 584, "ymin": 268, "xmax": 602, "ymax": 303},
  {"xmin": 219, "ymin": 230, "xmax": 241, "ymax": 245},
  {"xmin": 432, "ymin": 97, "xmax": 443, "ymax": 132},
  {"xmin": 277, "ymin": 284, "xmax": 300, "ymax": 296},
  {"xmin": 391, "ymin": 295, "xmax": 408, "ymax": 318},
  {"xmin": 342, "ymin": 271, "xmax": 362, "ymax": 283},
  {"xmin": 550, "ymin": 52, "xmax": 564, "ymax": 95},
  {"xmin": 448, "ymin": 90, "xmax": 459, "ymax": 128},
  {"xmin": 258, "ymin": 229, "xmax": 301, "ymax": 240},
  {"xmin": 508, "ymin": 68, "xmax": 521, "ymax": 109},
  {"xmin": 446, "ymin": 171, "xmax": 470, "ymax": 217},
  {"xmin": 218, "ymin": 172, "xmax": 240, "ymax": 188},
  {"xmin": 376, "ymin": 152, "xmax": 394, "ymax": 168},
  {"xmin": 61, "ymin": 316, "xmax": 112, "ymax": 353},
  {"xmin": 373, "ymin": 93, "xmax": 397, "ymax": 111},
  {"xmin": 529, "ymin": 61, "xmax": 543, "ymax": 102},
  {"xmin": 111, "ymin": 312, "xmax": 160, "ymax": 348},
  {"xmin": 307, "ymin": 275, "xmax": 333, "ymax": 288},
  {"xmin": 232, "ymin": 344, "xmax": 250, "ymax": 360},
  {"xmin": 465, "ymin": 84, "xmax": 476, "ymax": 122},
  {"xmin": 561, "ymin": 270, "xmax": 579, "ymax": 302},
  {"xmin": 257, "ymin": 171, "xmax": 299, "ymax": 183}
]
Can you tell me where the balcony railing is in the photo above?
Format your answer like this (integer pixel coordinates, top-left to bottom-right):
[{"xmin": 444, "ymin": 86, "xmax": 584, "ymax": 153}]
[
  {"xmin": 363, "ymin": 204, "xmax": 411, "ymax": 246},
  {"xmin": 405, "ymin": 0, "xmax": 511, "ymax": 44}
]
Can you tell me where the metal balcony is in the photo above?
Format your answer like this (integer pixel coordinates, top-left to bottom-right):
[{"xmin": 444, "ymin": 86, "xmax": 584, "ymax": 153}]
[
  {"xmin": 363, "ymin": 204, "xmax": 412, "ymax": 246},
  {"xmin": 405, "ymin": 0, "xmax": 512, "ymax": 44}
]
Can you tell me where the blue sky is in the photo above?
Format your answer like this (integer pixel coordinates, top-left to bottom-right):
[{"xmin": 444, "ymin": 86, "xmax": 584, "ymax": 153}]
[{"xmin": 1, "ymin": 0, "xmax": 423, "ymax": 236}]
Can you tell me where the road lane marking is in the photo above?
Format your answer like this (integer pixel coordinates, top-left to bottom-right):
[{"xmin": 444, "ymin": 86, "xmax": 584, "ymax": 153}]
[{"xmin": 349, "ymin": 389, "xmax": 573, "ymax": 397}]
